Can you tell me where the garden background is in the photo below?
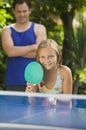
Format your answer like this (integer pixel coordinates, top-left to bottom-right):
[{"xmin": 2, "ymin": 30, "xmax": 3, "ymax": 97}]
[{"xmin": 0, "ymin": 0, "xmax": 86, "ymax": 94}]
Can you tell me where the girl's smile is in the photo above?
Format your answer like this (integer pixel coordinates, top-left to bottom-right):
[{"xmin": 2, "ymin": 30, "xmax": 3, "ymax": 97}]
[{"xmin": 38, "ymin": 47, "xmax": 57, "ymax": 70}]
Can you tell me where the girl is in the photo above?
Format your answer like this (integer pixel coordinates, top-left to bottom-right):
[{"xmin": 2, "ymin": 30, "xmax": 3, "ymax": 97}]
[{"xmin": 26, "ymin": 39, "xmax": 72, "ymax": 94}]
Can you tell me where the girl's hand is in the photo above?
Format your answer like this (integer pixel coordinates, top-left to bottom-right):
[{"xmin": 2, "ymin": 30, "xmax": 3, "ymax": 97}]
[{"xmin": 25, "ymin": 83, "xmax": 36, "ymax": 92}]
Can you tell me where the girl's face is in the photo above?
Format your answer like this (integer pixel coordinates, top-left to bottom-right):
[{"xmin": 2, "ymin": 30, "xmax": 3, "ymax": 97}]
[
  {"xmin": 38, "ymin": 47, "xmax": 57, "ymax": 70},
  {"xmin": 13, "ymin": 2, "xmax": 31, "ymax": 24}
]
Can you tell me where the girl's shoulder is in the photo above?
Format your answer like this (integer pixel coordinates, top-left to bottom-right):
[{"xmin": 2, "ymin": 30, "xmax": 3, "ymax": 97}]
[
  {"xmin": 59, "ymin": 65, "xmax": 72, "ymax": 78},
  {"xmin": 59, "ymin": 65, "xmax": 71, "ymax": 72}
]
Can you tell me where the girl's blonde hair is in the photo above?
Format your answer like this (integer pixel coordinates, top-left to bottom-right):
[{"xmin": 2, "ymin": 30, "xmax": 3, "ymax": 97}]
[{"xmin": 36, "ymin": 39, "xmax": 62, "ymax": 66}]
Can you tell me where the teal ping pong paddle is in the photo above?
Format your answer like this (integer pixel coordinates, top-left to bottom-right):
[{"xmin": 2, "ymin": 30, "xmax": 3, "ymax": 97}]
[{"xmin": 24, "ymin": 62, "xmax": 44, "ymax": 84}]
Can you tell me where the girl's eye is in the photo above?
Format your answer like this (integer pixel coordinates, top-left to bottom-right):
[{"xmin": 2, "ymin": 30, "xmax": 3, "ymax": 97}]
[
  {"xmin": 49, "ymin": 55, "xmax": 54, "ymax": 58},
  {"xmin": 40, "ymin": 56, "xmax": 45, "ymax": 59},
  {"xmin": 40, "ymin": 55, "xmax": 55, "ymax": 60},
  {"xmin": 50, "ymin": 55, "xmax": 54, "ymax": 57}
]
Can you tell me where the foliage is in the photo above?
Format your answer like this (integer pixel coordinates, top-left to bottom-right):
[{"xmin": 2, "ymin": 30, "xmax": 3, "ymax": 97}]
[
  {"xmin": 0, "ymin": 0, "xmax": 13, "ymax": 90},
  {"xmin": 73, "ymin": 16, "xmax": 86, "ymax": 71},
  {"xmin": 0, "ymin": 1, "xmax": 13, "ymax": 29},
  {"xmin": 78, "ymin": 82, "xmax": 86, "ymax": 94},
  {"xmin": 73, "ymin": 16, "xmax": 86, "ymax": 93},
  {"xmin": 0, "ymin": 45, "xmax": 6, "ymax": 90},
  {"xmin": 80, "ymin": 68, "xmax": 86, "ymax": 83},
  {"xmin": 48, "ymin": 25, "xmax": 64, "ymax": 46}
]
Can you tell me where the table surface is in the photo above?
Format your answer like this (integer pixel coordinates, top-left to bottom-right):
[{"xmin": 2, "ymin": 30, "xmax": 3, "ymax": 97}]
[{"xmin": 0, "ymin": 91, "xmax": 86, "ymax": 130}]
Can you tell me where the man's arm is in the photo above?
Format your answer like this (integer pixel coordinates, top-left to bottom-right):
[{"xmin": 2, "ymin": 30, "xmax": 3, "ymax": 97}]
[
  {"xmin": 23, "ymin": 51, "xmax": 36, "ymax": 58},
  {"xmin": 1, "ymin": 26, "xmax": 37, "ymax": 57},
  {"xmin": 1, "ymin": 24, "xmax": 47, "ymax": 58},
  {"xmin": 34, "ymin": 23, "xmax": 47, "ymax": 45},
  {"xmin": 23, "ymin": 24, "xmax": 47, "ymax": 58}
]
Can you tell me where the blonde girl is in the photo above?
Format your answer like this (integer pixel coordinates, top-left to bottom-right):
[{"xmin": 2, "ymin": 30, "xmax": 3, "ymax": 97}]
[{"xmin": 26, "ymin": 39, "xmax": 72, "ymax": 94}]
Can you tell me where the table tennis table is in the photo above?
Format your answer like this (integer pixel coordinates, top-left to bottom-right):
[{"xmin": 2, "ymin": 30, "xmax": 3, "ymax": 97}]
[{"xmin": 0, "ymin": 91, "xmax": 86, "ymax": 130}]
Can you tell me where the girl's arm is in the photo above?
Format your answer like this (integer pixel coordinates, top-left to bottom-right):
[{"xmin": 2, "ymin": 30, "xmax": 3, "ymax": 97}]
[{"xmin": 61, "ymin": 65, "xmax": 73, "ymax": 94}]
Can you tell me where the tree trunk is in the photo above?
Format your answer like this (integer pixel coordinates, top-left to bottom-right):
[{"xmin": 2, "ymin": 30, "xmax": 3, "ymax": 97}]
[
  {"xmin": 73, "ymin": 74, "xmax": 80, "ymax": 94},
  {"xmin": 61, "ymin": 11, "xmax": 75, "ymax": 75}
]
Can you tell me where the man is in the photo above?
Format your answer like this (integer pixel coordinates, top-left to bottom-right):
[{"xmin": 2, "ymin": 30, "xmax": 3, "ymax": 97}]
[{"xmin": 1, "ymin": 0, "xmax": 47, "ymax": 91}]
